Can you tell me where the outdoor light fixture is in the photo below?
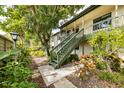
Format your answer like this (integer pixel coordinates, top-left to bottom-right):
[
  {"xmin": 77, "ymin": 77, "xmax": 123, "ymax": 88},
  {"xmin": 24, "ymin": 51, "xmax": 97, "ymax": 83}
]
[{"xmin": 10, "ymin": 32, "xmax": 19, "ymax": 48}]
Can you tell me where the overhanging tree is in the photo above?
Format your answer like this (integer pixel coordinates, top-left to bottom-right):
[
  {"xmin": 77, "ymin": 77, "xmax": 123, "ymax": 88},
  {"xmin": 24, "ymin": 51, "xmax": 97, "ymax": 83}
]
[
  {"xmin": 28, "ymin": 5, "xmax": 84, "ymax": 56},
  {"xmin": 0, "ymin": 5, "xmax": 84, "ymax": 56}
]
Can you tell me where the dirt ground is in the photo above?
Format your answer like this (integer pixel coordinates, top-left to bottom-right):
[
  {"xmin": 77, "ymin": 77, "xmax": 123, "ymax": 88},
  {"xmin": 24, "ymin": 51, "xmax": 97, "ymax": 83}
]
[{"xmin": 66, "ymin": 70, "xmax": 117, "ymax": 88}]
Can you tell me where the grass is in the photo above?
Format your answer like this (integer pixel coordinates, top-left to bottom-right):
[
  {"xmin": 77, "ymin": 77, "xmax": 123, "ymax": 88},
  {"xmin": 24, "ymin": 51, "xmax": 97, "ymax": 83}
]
[{"xmin": 97, "ymin": 71, "xmax": 124, "ymax": 87}]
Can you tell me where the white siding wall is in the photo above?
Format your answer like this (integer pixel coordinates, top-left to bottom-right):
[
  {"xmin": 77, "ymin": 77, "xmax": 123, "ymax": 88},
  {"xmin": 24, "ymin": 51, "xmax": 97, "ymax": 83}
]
[{"xmin": 84, "ymin": 42, "xmax": 93, "ymax": 54}]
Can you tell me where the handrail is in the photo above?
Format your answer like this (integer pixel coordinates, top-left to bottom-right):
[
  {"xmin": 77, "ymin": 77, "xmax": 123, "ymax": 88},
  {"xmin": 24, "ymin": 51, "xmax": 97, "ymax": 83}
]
[
  {"xmin": 57, "ymin": 28, "xmax": 84, "ymax": 54},
  {"xmin": 50, "ymin": 32, "xmax": 75, "ymax": 53},
  {"xmin": 57, "ymin": 29, "xmax": 84, "ymax": 63},
  {"xmin": 84, "ymin": 14, "xmax": 124, "ymax": 35}
]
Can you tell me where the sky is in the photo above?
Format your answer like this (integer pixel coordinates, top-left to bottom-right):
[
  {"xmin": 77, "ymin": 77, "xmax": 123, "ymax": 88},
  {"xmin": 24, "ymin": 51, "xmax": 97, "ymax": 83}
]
[{"xmin": 0, "ymin": 30, "xmax": 6, "ymax": 35}]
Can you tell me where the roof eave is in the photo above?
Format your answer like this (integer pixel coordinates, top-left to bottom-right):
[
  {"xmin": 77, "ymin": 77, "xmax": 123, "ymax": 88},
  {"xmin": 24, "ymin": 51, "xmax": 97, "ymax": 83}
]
[{"xmin": 59, "ymin": 5, "xmax": 101, "ymax": 29}]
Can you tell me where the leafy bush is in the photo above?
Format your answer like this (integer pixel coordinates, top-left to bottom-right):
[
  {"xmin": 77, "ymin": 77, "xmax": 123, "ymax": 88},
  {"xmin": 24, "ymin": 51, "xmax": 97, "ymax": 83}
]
[
  {"xmin": 70, "ymin": 54, "xmax": 79, "ymax": 61},
  {"xmin": 76, "ymin": 54, "xmax": 96, "ymax": 78},
  {"xmin": 33, "ymin": 51, "xmax": 45, "ymax": 57},
  {"xmin": 0, "ymin": 48, "xmax": 38, "ymax": 88},
  {"xmin": 9, "ymin": 80, "xmax": 38, "ymax": 88},
  {"xmin": 63, "ymin": 54, "xmax": 79, "ymax": 65},
  {"xmin": 89, "ymin": 28, "xmax": 124, "ymax": 72},
  {"xmin": 29, "ymin": 47, "xmax": 45, "ymax": 57},
  {"xmin": 96, "ymin": 61, "xmax": 107, "ymax": 70},
  {"xmin": 17, "ymin": 48, "xmax": 32, "ymax": 66},
  {"xmin": 120, "ymin": 68, "xmax": 124, "ymax": 75}
]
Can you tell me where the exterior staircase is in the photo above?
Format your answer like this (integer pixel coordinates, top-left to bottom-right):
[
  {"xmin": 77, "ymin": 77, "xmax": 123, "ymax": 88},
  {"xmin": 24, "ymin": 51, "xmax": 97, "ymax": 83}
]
[{"xmin": 49, "ymin": 28, "xmax": 84, "ymax": 68}]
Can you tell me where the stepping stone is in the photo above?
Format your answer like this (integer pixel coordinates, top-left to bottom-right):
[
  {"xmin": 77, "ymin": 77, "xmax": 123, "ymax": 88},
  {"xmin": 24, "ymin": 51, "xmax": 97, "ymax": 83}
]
[
  {"xmin": 54, "ymin": 78, "xmax": 76, "ymax": 88},
  {"xmin": 38, "ymin": 64, "xmax": 84, "ymax": 86},
  {"xmin": 33, "ymin": 57, "xmax": 48, "ymax": 66}
]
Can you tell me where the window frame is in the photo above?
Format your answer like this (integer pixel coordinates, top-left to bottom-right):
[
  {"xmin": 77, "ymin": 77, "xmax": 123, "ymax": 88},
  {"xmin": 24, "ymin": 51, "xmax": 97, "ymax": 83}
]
[{"xmin": 93, "ymin": 12, "xmax": 112, "ymax": 31}]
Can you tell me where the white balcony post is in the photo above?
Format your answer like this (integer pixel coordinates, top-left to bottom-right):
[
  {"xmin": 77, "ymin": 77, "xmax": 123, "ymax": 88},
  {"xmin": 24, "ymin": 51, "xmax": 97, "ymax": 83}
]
[
  {"xmin": 114, "ymin": 5, "xmax": 118, "ymax": 27},
  {"xmin": 115, "ymin": 5, "xmax": 118, "ymax": 17}
]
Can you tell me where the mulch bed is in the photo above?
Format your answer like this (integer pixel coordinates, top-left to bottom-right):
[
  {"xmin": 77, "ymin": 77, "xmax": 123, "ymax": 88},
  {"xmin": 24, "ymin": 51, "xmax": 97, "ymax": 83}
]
[
  {"xmin": 29, "ymin": 58, "xmax": 55, "ymax": 88},
  {"xmin": 61, "ymin": 61, "xmax": 117, "ymax": 88},
  {"xmin": 66, "ymin": 71, "xmax": 117, "ymax": 88}
]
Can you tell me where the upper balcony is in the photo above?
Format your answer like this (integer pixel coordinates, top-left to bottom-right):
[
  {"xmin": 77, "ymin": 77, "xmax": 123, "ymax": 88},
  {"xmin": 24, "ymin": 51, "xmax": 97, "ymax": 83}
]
[{"xmin": 83, "ymin": 14, "xmax": 124, "ymax": 40}]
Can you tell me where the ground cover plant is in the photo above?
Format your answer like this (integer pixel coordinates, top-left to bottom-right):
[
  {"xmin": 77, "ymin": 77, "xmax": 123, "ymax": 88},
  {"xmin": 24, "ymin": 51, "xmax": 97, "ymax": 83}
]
[{"xmin": 0, "ymin": 48, "xmax": 38, "ymax": 88}]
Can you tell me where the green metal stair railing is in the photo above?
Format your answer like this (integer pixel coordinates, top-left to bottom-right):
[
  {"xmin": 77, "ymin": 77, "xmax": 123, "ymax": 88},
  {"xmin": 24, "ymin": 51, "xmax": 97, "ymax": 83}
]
[
  {"xmin": 56, "ymin": 28, "xmax": 84, "ymax": 68},
  {"xmin": 50, "ymin": 28, "xmax": 84, "ymax": 68},
  {"xmin": 50, "ymin": 32, "xmax": 75, "ymax": 53},
  {"xmin": 50, "ymin": 32, "xmax": 75, "ymax": 63}
]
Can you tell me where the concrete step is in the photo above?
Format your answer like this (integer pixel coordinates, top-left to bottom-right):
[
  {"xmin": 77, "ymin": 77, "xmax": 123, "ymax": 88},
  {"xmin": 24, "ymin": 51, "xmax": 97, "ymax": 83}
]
[{"xmin": 54, "ymin": 78, "xmax": 76, "ymax": 88}]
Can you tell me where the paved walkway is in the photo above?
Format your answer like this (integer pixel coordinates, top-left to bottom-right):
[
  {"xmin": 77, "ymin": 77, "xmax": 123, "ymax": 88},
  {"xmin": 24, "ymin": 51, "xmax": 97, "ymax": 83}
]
[
  {"xmin": 32, "ymin": 57, "xmax": 48, "ymax": 66},
  {"xmin": 33, "ymin": 57, "xmax": 83, "ymax": 88},
  {"xmin": 38, "ymin": 64, "xmax": 83, "ymax": 86},
  {"xmin": 54, "ymin": 78, "xmax": 76, "ymax": 88}
]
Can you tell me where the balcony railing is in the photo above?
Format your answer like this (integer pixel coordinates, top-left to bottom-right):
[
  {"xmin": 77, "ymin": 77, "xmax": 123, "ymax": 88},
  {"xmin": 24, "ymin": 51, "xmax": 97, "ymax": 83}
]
[{"xmin": 84, "ymin": 14, "xmax": 124, "ymax": 35}]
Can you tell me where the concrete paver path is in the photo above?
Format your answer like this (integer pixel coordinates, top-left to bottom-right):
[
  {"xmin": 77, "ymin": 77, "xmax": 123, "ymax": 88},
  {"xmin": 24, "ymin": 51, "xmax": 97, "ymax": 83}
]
[
  {"xmin": 32, "ymin": 57, "xmax": 48, "ymax": 66},
  {"xmin": 54, "ymin": 78, "xmax": 76, "ymax": 88},
  {"xmin": 33, "ymin": 57, "xmax": 83, "ymax": 88},
  {"xmin": 38, "ymin": 64, "xmax": 84, "ymax": 86}
]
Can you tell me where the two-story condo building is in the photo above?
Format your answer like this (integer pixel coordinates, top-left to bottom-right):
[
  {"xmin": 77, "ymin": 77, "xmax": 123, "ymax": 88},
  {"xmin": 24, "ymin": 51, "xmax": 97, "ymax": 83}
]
[{"xmin": 50, "ymin": 5, "xmax": 124, "ymax": 68}]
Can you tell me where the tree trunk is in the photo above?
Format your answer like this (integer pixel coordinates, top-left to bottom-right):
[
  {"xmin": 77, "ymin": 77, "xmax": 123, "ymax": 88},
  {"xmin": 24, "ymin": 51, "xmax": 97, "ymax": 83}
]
[
  {"xmin": 36, "ymin": 31, "xmax": 50, "ymax": 57},
  {"xmin": 45, "ymin": 45, "xmax": 50, "ymax": 57}
]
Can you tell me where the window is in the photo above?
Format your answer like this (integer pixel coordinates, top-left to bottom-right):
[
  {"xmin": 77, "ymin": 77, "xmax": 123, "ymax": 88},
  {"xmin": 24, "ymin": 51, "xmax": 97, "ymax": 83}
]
[{"xmin": 93, "ymin": 12, "xmax": 112, "ymax": 31}]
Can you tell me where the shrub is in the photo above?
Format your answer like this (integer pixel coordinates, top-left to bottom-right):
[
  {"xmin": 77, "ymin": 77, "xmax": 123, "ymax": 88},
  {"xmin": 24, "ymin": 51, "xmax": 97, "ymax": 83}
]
[
  {"xmin": 89, "ymin": 28, "xmax": 124, "ymax": 72},
  {"xmin": 98, "ymin": 71, "xmax": 114, "ymax": 81},
  {"xmin": 70, "ymin": 54, "xmax": 79, "ymax": 61},
  {"xmin": 17, "ymin": 48, "xmax": 32, "ymax": 66},
  {"xmin": 33, "ymin": 51, "xmax": 45, "ymax": 57},
  {"xmin": 96, "ymin": 61, "xmax": 107, "ymax": 70},
  {"xmin": 63, "ymin": 54, "xmax": 79, "ymax": 65},
  {"xmin": 29, "ymin": 47, "xmax": 45, "ymax": 57},
  {"xmin": 107, "ymin": 54, "xmax": 123, "ymax": 72},
  {"xmin": 0, "ymin": 48, "xmax": 38, "ymax": 88},
  {"xmin": 98, "ymin": 71, "xmax": 124, "ymax": 86},
  {"xmin": 120, "ymin": 68, "xmax": 124, "ymax": 75},
  {"xmin": 76, "ymin": 54, "xmax": 96, "ymax": 78},
  {"xmin": 3, "ymin": 80, "xmax": 38, "ymax": 88}
]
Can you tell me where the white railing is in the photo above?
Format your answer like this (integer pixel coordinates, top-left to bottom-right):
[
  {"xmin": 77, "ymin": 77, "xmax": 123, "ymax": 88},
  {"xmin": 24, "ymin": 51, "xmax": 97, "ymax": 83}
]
[{"xmin": 84, "ymin": 15, "xmax": 124, "ymax": 35}]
